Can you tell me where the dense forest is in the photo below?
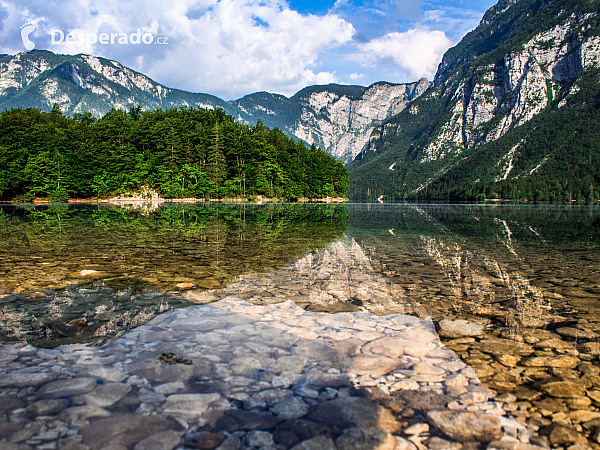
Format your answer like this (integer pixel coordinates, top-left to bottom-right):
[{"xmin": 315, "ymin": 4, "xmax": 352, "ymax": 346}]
[
  {"xmin": 348, "ymin": 73, "xmax": 600, "ymax": 203},
  {"xmin": 349, "ymin": 72, "xmax": 600, "ymax": 203},
  {"xmin": 407, "ymin": 69, "xmax": 600, "ymax": 203},
  {"xmin": 0, "ymin": 105, "xmax": 348, "ymax": 202}
]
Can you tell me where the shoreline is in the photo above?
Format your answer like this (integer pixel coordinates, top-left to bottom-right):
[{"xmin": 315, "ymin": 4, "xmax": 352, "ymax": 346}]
[{"xmin": 5, "ymin": 196, "xmax": 349, "ymax": 205}]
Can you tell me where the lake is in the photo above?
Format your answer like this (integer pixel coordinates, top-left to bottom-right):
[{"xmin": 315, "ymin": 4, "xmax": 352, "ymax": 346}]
[{"xmin": 0, "ymin": 202, "xmax": 598, "ymax": 449}]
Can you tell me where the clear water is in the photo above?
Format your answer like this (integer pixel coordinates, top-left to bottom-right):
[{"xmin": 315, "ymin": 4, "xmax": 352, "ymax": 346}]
[{"xmin": 1, "ymin": 202, "xmax": 599, "ymax": 448}]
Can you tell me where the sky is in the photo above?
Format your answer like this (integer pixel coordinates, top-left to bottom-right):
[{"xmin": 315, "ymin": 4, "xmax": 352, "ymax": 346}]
[{"xmin": 0, "ymin": 0, "xmax": 497, "ymax": 100}]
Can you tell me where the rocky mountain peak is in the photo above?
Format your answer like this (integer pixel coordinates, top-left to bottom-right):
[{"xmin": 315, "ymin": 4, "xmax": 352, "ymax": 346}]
[
  {"xmin": 288, "ymin": 80, "xmax": 431, "ymax": 162},
  {"xmin": 479, "ymin": 0, "xmax": 521, "ymax": 25}
]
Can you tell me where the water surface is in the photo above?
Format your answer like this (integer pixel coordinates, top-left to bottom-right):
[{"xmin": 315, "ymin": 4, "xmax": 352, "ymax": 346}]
[{"xmin": 1, "ymin": 202, "xmax": 599, "ymax": 449}]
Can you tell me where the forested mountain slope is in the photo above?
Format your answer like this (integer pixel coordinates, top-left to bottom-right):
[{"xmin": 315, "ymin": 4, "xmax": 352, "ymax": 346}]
[{"xmin": 348, "ymin": 0, "xmax": 600, "ymax": 202}]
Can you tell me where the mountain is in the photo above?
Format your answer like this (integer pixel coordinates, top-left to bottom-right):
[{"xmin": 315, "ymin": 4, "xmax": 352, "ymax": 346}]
[
  {"xmin": 0, "ymin": 50, "xmax": 428, "ymax": 163},
  {"xmin": 348, "ymin": 0, "xmax": 600, "ymax": 202},
  {"xmin": 0, "ymin": 51, "xmax": 233, "ymax": 115},
  {"xmin": 234, "ymin": 80, "xmax": 430, "ymax": 162}
]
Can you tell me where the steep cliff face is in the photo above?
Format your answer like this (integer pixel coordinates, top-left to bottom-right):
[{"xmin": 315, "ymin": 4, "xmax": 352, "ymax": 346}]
[
  {"xmin": 423, "ymin": 12, "xmax": 600, "ymax": 161},
  {"xmin": 232, "ymin": 80, "xmax": 430, "ymax": 162},
  {"xmin": 349, "ymin": 0, "xmax": 600, "ymax": 201},
  {"xmin": 290, "ymin": 80, "xmax": 430, "ymax": 162}
]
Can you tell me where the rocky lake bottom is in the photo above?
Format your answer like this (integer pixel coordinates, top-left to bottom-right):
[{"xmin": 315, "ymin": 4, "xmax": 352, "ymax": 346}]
[{"xmin": 0, "ymin": 203, "xmax": 599, "ymax": 450}]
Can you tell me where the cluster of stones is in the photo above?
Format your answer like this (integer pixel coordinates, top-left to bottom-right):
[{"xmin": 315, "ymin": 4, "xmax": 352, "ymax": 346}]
[
  {"xmin": 0, "ymin": 286, "xmax": 190, "ymax": 347},
  {"xmin": 3, "ymin": 214, "xmax": 600, "ymax": 450},
  {"xmin": 438, "ymin": 319, "xmax": 600, "ymax": 449},
  {"xmin": 181, "ymin": 234, "xmax": 600, "ymax": 448},
  {"xmin": 366, "ymin": 230, "xmax": 600, "ymax": 450},
  {"xmin": 0, "ymin": 298, "xmax": 543, "ymax": 450}
]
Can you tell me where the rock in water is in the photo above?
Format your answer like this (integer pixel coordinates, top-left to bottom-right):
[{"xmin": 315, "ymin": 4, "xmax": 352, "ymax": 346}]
[
  {"xmin": 335, "ymin": 427, "xmax": 397, "ymax": 450},
  {"xmin": 308, "ymin": 397, "xmax": 401, "ymax": 433},
  {"xmin": 541, "ymin": 424, "xmax": 587, "ymax": 447},
  {"xmin": 437, "ymin": 319, "xmax": 484, "ymax": 338},
  {"xmin": 80, "ymin": 415, "xmax": 174, "ymax": 449},
  {"xmin": 162, "ymin": 393, "xmax": 222, "ymax": 421},
  {"xmin": 487, "ymin": 441, "xmax": 555, "ymax": 450},
  {"xmin": 427, "ymin": 411, "xmax": 502, "ymax": 442},
  {"xmin": 0, "ymin": 372, "xmax": 56, "ymax": 388},
  {"xmin": 539, "ymin": 381, "xmax": 586, "ymax": 398},
  {"xmin": 76, "ymin": 383, "xmax": 132, "ymax": 407},
  {"xmin": 38, "ymin": 377, "xmax": 97, "ymax": 398},
  {"xmin": 133, "ymin": 430, "xmax": 182, "ymax": 450},
  {"xmin": 246, "ymin": 431, "xmax": 274, "ymax": 448},
  {"xmin": 213, "ymin": 410, "xmax": 281, "ymax": 432},
  {"xmin": 271, "ymin": 397, "xmax": 309, "ymax": 420},
  {"xmin": 341, "ymin": 355, "xmax": 399, "ymax": 376},
  {"xmin": 183, "ymin": 432, "xmax": 226, "ymax": 449},
  {"xmin": 291, "ymin": 436, "xmax": 337, "ymax": 450}
]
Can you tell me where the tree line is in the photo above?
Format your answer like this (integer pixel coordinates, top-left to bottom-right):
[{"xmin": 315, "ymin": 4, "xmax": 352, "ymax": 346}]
[{"xmin": 0, "ymin": 105, "xmax": 348, "ymax": 202}]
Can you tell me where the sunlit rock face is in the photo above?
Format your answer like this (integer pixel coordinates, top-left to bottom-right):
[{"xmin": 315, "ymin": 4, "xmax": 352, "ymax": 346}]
[
  {"xmin": 420, "ymin": 18, "xmax": 600, "ymax": 163},
  {"xmin": 290, "ymin": 80, "xmax": 430, "ymax": 162},
  {"xmin": 413, "ymin": 5, "xmax": 600, "ymax": 164},
  {"xmin": 0, "ymin": 298, "xmax": 538, "ymax": 449}
]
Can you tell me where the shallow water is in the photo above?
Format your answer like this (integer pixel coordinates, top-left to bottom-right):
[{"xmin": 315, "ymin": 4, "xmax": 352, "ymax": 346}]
[
  {"xmin": 0, "ymin": 203, "xmax": 347, "ymax": 347},
  {"xmin": 0, "ymin": 202, "xmax": 599, "ymax": 449}
]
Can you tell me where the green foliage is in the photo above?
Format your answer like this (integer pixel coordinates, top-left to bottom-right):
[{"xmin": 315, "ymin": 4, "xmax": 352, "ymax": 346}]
[
  {"xmin": 48, "ymin": 188, "xmax": 69, "ymax": 203},
  {"xmin": 291, "ymin": 84, "xmax": 367, "ymax": 102},
  {"xmin": 13, "ymin": 192, "xmax": 34, "ymax": 203},
  {"xmin": 0, "ymin": 106, "xmax": 348, "ymax": 201}
]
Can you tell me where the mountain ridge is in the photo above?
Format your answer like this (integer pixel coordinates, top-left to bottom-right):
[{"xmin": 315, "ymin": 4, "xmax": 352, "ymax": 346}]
[{"xmin": 0, "ymin": 50, "xmax": 428, "ymax": 162}]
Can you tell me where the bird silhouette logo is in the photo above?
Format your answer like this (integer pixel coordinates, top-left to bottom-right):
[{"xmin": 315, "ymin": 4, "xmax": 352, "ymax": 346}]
[{"xmin": 20, "ymin": 22, "xmax": 36, "ymax": 51}]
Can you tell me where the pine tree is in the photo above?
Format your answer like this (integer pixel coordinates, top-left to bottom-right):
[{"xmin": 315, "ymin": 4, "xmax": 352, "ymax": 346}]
[{"xmin": 207, "ymin": 121, "xmax": 227, "ymax": 196}]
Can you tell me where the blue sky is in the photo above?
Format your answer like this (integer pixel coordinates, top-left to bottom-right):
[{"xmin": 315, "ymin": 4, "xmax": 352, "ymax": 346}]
[{"xmin": 0, "ymin": 0, "xmax": 497, "ymax": 99}]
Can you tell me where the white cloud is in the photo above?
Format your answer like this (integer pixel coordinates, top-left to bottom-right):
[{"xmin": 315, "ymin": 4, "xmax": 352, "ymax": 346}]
[
  {"xmin": 0, "ymin": 0, "xmax": 486, "ymax": 98},
  {"xmin": 146, "ymin": 0, "xmax": 354, "ymax": 98},
  {"xmin": 358, "ymin": 28, "xmax": 452, "ymax": 79},
  {"xmin": 332, "ymin": 0, "xmax": 350, "ymax": 9},
  {"xmin": 423, "ymin": 8, "xmax": 483, "ymax": 41},
  {"xmin": 0, "ymin": 0, "xmax": 354, "ymax": 99}
]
